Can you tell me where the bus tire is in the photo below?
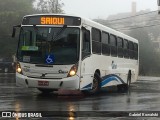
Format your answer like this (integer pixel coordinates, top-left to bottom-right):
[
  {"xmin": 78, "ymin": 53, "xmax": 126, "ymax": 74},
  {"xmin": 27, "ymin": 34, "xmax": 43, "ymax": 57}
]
[
  {"xmin": 127, "ymin": 71, "xmax": 131, "ymax": 89},
  {"xmin": 82, "ymin": 73, "xmax": 101, "ymax": 95},
  {"xmin": 117, "ymin": 71, "xmax": 131, "ymax": 92},
  {"xmin": 37, "ymin": 88, "xmax": 56, "ymax": 94}
]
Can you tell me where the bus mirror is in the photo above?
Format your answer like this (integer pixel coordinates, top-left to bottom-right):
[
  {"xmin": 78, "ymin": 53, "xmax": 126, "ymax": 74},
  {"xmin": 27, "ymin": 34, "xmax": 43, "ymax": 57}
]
[
  {"xmin": 12, "ymin": 27, "xmax": 16, "ymax": 38},
  {"xmin": 12, "ymin": 25, "xmax": 21, "ymax": 38}
]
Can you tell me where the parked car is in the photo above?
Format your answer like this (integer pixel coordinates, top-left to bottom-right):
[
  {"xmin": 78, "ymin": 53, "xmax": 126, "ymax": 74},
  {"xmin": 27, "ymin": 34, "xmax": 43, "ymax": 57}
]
[{"xmin": 0, "ymin": 62, "xmax": 15, "ymax": 73}]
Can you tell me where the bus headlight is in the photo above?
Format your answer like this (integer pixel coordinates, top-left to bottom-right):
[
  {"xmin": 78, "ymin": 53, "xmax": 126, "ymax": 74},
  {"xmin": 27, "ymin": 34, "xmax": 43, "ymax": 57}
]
[
  {"xmin": 68, "ymin": 64, "xmax": 78, "ymax": 77},
  {"xmin": 16, "ymin": 62, "xmax": 23, "ymax": 74}
]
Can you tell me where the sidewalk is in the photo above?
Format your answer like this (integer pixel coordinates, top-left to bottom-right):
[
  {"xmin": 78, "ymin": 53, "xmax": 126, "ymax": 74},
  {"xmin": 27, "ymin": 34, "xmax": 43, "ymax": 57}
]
[{"xmin": 138, "ymin": 76, "xmax": 160, "ymax": 81}]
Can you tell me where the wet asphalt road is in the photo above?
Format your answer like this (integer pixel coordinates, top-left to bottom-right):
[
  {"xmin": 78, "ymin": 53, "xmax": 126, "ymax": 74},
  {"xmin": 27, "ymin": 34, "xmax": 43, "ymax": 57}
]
[{"xmin": 0, "ymin": 73, "xmax": 160, "ymax": 120}]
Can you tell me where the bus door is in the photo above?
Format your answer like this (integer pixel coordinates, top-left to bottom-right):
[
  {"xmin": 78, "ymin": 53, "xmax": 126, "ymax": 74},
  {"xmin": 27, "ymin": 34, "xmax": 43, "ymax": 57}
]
[{"xmin": 80, "ymin": 26, "xmax": 92, "ymax": 90}]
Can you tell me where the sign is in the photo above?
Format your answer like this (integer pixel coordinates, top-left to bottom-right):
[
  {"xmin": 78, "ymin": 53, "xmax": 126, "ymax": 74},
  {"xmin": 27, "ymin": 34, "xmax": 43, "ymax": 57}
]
[
  {"xmin": 1, "ymin": 112, "xmax": 42, "ymax": 118},
  {"xmin": 21, "ymin": 46, "xmax": 38, "ymax": 51},
  {"xmin": 38, "ymin": 81, "xmax": 49, "ymax": 86},
  {"xmin": 45, "ymin": 54, "xmax": 55, "ymax": 64},
  {"xmin": 1, "ymin": 111, "xmax": 159, "ymax": 118},
  {"xmin": 22, "ymin": 15, "xmax": 81, "ymax": 26},
  {"xmin": 41, "ymin": 17, "xmax": 64, "ymax": 25}
]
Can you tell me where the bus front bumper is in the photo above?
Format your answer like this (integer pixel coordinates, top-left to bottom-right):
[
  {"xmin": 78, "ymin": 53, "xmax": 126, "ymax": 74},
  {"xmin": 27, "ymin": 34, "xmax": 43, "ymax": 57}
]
[{"xmin": 16, "ymin": 73, "xmax": 80, "ymax": 90}]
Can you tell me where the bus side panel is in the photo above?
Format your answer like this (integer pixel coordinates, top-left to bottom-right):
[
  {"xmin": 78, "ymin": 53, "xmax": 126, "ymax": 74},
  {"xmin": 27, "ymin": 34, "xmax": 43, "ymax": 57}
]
[
  {"xmin": 80, "ymin": 53, "xmax": 138, "ymax": 90},
  {"xmin": 80, "ymin": 56, "xmax": 94, "ymax": 90},
  {"xmin": 100, "ymin": 56, "xmax": 139, "ymax": 88}
]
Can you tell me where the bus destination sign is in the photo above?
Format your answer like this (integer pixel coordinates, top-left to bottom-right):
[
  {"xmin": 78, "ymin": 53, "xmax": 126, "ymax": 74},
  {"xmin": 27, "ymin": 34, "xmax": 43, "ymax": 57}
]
[
  {"xmin": 22, "ymin": 15, "xmax": 81, "ymax": 26},
  {"xmin": 41, "ymin": 17, "xmax": 64, "ymax": 25}
]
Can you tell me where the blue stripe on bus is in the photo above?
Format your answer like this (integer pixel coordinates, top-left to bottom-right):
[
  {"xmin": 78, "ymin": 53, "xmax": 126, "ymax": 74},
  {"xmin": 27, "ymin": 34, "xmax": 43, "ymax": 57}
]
[
  {"xmin": 101, "ymin": 74, "xmax": 125, "ymax": 87},
  {"xmin": 82, "ymin": 74, "xmax": 125, "ymax": 89},
  {"xmin": 101, "ymin": 77, "xmax": 118, "ymax": 87},
  {"xmin": 82, "ymin": 83, "xmax": 92, "ymax": 90}
]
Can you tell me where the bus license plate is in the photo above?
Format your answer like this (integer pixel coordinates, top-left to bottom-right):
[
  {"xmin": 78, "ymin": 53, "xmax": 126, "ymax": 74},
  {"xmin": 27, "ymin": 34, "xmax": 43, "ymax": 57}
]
[{"xmin": 38, "ymin": 81, "xmax": 49, "ymax": 86}]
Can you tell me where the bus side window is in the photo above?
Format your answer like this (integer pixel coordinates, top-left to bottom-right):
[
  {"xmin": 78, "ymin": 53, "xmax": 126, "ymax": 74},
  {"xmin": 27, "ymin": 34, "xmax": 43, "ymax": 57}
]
[
  {"xmin": 134, "ymin": 43, "xmax": 138, "ymax": 60},
  {"xmin": 110, "ymin": 34, "xmax": 117, "ymax": 57},
  {"xmin": 117, "ymin": 37, "xmax": 123, "ymax": 58},
  {"xmin": 102, "ymin": 32, "xmax": 110, "ymax": 56},
  {"xmin": 92, "ymin": 28, "xmax": 101, "ymax": 54},
  {"xmin": 128, "ymin": 41, "xmax": 134, "ymax": 59},
  {"xmin": 123, "ymin": 39, "xmax": 129, "ymax": 58},
  {"xmin": 82, "ymin": 28, "xmax": 91, "ymax": 59}
]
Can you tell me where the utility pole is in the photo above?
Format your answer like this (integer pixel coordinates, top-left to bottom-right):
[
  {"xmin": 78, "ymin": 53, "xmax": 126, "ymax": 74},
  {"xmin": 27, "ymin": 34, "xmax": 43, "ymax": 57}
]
[
  {"xmin": 55, "ymin": 0, "xmax": 58, "ymax": 13},
  {"xmin": 158, "ymin": 0, "xmax": 160, "ymax": 14}
]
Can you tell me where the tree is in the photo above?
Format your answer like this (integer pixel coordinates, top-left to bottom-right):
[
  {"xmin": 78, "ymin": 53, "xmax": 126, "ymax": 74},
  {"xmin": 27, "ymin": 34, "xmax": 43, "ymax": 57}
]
[
  {"xmin": 37, "ymin": 0, "xmax": 64, "ymax": 13},
  {"xmin": 0, "ymin": 0, "xmax": 36, "ymax": 58},
  {"xmin": 127, "ymin": 28, "xmax": 160, "ymax": 76},
  {"xmin": 0, "ymin": 0, "xmax": 35, "ymax": 34}
]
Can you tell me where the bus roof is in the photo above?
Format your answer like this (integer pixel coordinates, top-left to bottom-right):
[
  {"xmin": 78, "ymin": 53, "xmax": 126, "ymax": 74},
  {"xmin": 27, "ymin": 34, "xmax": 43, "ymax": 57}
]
[
  {"xmin": 23, "ymin": 14, "xmax": 138, "ymax": 43},
  {"xmin": 80, "ymin": 16, "xmax": 138, "ymax": 43}
]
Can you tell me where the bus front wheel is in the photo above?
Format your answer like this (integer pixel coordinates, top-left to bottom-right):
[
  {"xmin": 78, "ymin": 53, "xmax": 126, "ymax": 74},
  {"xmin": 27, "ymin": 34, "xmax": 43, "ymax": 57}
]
[{"xmin": 82, "ymin": 73, "xmax": 101, "ymax": 95}]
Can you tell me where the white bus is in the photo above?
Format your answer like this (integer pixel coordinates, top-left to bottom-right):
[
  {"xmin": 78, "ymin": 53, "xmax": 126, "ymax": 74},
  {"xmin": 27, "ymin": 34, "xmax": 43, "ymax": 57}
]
[{"xmin": 12, "ymin": 14, "xmax": 139, "ymax": 94}]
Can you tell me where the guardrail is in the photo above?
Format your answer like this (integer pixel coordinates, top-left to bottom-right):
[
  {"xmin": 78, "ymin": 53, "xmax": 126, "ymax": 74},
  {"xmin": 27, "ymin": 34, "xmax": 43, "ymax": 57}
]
[{"xmin": 0, "ymin": 62, "xmax": 15, "ymax": 73}]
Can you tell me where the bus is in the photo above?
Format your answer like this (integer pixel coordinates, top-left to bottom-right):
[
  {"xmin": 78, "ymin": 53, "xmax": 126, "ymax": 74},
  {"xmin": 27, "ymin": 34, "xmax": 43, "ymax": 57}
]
[{"xmin": 12, "ymin": 14, "xmax": 139, "ymax": 94}]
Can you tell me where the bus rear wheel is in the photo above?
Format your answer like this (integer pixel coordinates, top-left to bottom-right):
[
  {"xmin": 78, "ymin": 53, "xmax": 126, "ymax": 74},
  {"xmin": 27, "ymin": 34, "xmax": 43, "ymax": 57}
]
[
  {"xmin": 117, "ymin": 72, "xmax": 131, "ymax": 92},
  {"xmin": 82, "ymin": 73, "xmax": 101, "ymax": 95},
  {"xmin": 37, "ymin": 88, "xmax": 57, "ymax": 94},
  {"xmin": 127, "ymin": 71, "xmax": 131, "ymax": 89}
]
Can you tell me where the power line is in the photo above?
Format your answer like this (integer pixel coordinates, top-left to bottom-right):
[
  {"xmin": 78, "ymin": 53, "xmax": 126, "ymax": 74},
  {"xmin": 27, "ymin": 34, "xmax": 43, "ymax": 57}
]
[
  {"xmin": 116, "ymin": 23, "xmax": 160, "ymax": 31},
  {"xmin": 105, "ymin": 16, "xmax": 160, "ymax": 25},
  {"xmin": 111, "ymin": 20, "xmax": 160, "ymax": 30},
  {"xmin": 106, "ymin": 10, "xmax": 158, "ymax": 23},
  {"xmin": 107, "ymin": 17, "xmax": 160, "ymax": 30}
]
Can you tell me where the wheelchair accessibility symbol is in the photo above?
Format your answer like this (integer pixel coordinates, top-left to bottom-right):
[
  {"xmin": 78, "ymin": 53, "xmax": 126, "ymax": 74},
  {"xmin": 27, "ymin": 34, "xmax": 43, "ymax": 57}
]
[{"xmin": 45, "ymin": 54, "xmax": 55, "ymax": 64}]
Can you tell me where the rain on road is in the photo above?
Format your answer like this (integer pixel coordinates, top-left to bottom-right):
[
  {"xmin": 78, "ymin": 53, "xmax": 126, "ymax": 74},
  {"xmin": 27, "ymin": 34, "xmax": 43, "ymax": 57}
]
[{"xmin": 0, "ymin": 74, "xmax": 160, "ymax": 120}]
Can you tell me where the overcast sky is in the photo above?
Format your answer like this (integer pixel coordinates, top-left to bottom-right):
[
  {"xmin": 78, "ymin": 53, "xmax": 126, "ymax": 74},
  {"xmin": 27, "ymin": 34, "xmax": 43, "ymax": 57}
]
[{"xmin": 62, "ymin": 0, "xmax": 157, "ymax": 19}]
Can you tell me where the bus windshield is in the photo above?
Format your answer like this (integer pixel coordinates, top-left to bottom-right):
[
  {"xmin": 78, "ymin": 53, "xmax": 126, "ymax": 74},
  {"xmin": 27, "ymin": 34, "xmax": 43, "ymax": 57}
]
[{"xmin": 17, "ymin": 26, "xmax": 80, "ymax": 65}]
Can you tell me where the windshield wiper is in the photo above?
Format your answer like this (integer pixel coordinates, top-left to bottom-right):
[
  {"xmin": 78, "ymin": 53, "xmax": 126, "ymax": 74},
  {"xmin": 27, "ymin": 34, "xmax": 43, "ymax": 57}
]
[
  {"xmin": 33, "ymin": 25, "xmax": 39, "ymax": 33},
  {"xmin": 51, "ymin": 25, "xmax": 67, "ymax": 41}
]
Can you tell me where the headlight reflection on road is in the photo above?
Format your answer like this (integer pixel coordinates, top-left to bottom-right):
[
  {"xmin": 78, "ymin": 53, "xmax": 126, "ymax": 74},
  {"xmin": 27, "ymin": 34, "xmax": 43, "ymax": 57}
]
[
  {"xmin": 68, "ymin": 116, "xmax": 75, "ymax": 120},
  {"xmin": 68, "ymin": 104, "xmax": 76, "ymax": 120},
  {"xmin": 15, "ymin": 102, "xmax": 21, "ymax": 120}
]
